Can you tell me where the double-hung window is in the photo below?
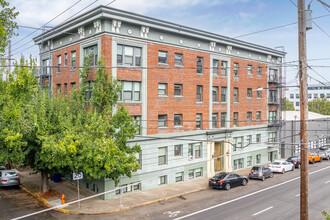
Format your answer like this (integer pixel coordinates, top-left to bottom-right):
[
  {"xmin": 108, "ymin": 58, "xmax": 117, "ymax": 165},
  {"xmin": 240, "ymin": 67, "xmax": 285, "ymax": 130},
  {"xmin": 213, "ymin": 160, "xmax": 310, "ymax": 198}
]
[
  {"xmin": 247, "ymin": 112, "xmax": 252, "ymax": 122},
  {"xmin": 188, "ymin": 143, "xmax": 202, "ymax": 159},
  {"xmin": 175, "ymin": 53, "xmax": 183, "ymax": 66},
  {"xmin": 42, "ymin": 59, "xmax": 49, "ymax": 75},
  {"xmin": 213, "ymin": 60, "xmax": 219, "ymax": 77},
  {"xmin": 247, "ymin": 65, "xmax": 252, "ymax": 75},
  {"xmin": 221, "ymin": 112, "xmax": 226, "ymax": 127},
  {"xmin": 256, "ymin": 134, "xmax": 261, "ymax": 143},
  {"xmin": 196, "ymin": 113, "xmax": 202, "ymax": 129},
  {"xmin": 256, "ymin": 111, "xmax": 261, "ymax": 121},
  {"xmin": 158, "ymin": 83, "xmax": 167, "ymax": 96},
  {"xmin": 212, "ymin": 86, "xmax": 219, "ymax": 102},
  {"xmin": 233, "ymin": 137, "xmax": 243, "ymax": 151},
  {"xmin": 119, "ymin": 81, "xmax": 141, "ymax": 101},
  {"xmin": 158, "ymin": 147, "xmax": 167, "ymax": 165},
  {"xmin": 117, "ymin": 44, "xmax": 141, "ymax": 66},
  {"xmin": 57, "ymin": 55, "xmax": 61, "ymax": 73},
  {"xmin": 174, "ymin": 84, "xmax": 182, "ymax": 96},
  {"xmin": 233, "ymin": 112, "xmax": 238, "ymax": 126},
  {"xmin": 84, "ymin": 45, "xmax": 98, "ymax": 66},
  {"xmin": 71, "ymin": 51, "xmax": 76, "ymax": 70},
  {"xmin": 257, "ymin": 90, "xmax": 262, "ymax": 98},
  {"xmin": 234, "ymin": 63, "xmax": 239, "ymax": 77},
  {"xmin": 133, "ymin": 116, "xmax": 141, "ymax": 135},
  {"xmin": 221, "ymin": 87, "xmax": 227, "ymax": 102},
  {"xmin": 64, "ymin": 53, "xmax": 68, "ymax": 66},
  {"xmin": 158, "ymin": 115, "xmax": 167, "ymax": 127},
  {"xmin": 196, "ymin": 85, "xmax": 203, "ymax": 102},
  {"xmin": 221, "ymin": 61, "xmax": 227, "ymax": 77},
  {"xmin": 212, "ymin": 113, "xmax": 218, "ymax": 128},
  {"xmin": 174, "ymin": 145, "xmax": 183, "ymax": 157},
  {"xmin": 158, "ymin": 51, "xmax": 168, "ymax": 64},
  {"xmin": 247, "ymin": 88, "xmax": 252, "ymax": 98},
  {"xmin": 233, "ymin": 88, "xmax": 239, "ymax": 103},
  {"xmin": 85, "ymin": 81, "xmax": 93, "ymax": 103},
  {"xmin": 174, "ymin": 114, "xmax": 182, "ymax": 126},
  {"xmin": 197, "ymin": 57, "xmax": 203, "ymax": 74},
  {"xmin": 257, "ymin": 67, "xmax": 262, "ymax": 76}
]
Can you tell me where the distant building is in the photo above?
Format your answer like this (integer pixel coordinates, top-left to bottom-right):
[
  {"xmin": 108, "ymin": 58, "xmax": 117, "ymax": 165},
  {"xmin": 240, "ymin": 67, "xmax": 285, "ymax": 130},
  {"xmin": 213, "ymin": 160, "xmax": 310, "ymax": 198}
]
[
  {"xmin": 281, "ymin": 111, "xmax": 330, "ymax": 158},
  {"xmin": 286, "ymin": 83, "xmax": 330, "ymax": 111},
  {"xmin": 33, "ymin": 6, "xmax": 285, "ymax": 199}
]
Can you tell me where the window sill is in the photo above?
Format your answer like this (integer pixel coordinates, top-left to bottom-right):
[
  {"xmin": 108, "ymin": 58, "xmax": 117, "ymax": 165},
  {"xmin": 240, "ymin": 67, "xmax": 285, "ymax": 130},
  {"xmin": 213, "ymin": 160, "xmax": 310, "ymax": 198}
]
[
  {"xmin": 213, "ymin": 75, "xmax": 219, "ymax": 78},
  {"xmin": 247, "ymin": 97, "xmax": 252, "ymax": 99},
  {"xmin": 257, "ymin": 97, "xmax": 262, "ymax": 99},
  {"xmin": 234, "ymin": 77, "xmax": 239, "ymax": 79},
  {"xmin": 174, "ymin": 156, "xmax": 183, "ymax": 159},
  {"xmin": 233, "ymin": 102, "xmax": 239, "ymax": 104},
  {"xmin": 174, "ymin": 125, "xmax": 183, "ymax": 128},
  {"xmin": 158, "ymin": 63, "xmax": 169, "ymax": 66},
  {"xmin": 158, "ymin": 127, "xmax": 168, "ymax": 129},
  {"xmin": 247, "ymin": 74, "xmax": 253, "ymax": 77},
  {"xmin": 174, "ymin": 64, "xmax": 184, "ymax": 68},
  {"xmin": 196, "ymin": 102, "xmax": 204, "ymax": 104},
  {"xmin": 213, "ymin": 101, "xmax": 220, "ymax": 104},
  {"xmin": 118, "ymin": 101, "xmax": 142, "ymax": 104},
  {"xmin": 257, "ymin": 75, "xmax": 262, "ymax": 78},
  {"xmin": 56, "ymin": 72, "xmax": 61, "ymax": 74},
  {"xmin": 221, "ymin": 76, "xmax": 227, "ymax": 78},
  {"xmin": 221, "ymin": 102, "xmax": 227, "ymax": 104},
  {"xmin": 174, "ymin": 95, "xmax": 183, "ymax": 98},
  {"xmin": 70, "ymin": 69, "xmax": 76, "ymax": 72},
  {"xmin": 158, "ymin": 95, "xmax": 169, "ymax": 98},
  {"xmin": 196, "ymin": 73, "xmax": 204, "ymax": 76}
]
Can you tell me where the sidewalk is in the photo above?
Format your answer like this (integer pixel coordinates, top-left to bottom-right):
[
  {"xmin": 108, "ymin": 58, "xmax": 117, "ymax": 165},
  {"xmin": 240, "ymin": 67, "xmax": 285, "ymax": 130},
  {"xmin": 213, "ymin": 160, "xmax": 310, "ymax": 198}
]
[{"xmin": 17, "ymin": 167, "xmax": 252, "ymax": 215}]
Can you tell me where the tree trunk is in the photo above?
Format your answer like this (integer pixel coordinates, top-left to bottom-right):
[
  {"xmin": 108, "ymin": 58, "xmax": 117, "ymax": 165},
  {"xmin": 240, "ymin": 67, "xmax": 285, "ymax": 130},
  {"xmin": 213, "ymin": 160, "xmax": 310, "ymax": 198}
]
[
  {"xmin": 41, "ymin": 172, "xmax": 50, "ymax": 193},
  {"xmin": 7, "ymin": 159, "xmax": 12, "ymax": 170}
]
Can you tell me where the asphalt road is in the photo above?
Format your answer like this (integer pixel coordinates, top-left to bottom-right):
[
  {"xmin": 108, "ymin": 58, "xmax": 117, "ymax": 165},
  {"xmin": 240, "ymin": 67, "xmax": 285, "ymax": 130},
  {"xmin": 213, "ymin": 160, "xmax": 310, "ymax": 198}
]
[{"xmin": 4, "ymin": 160, "xmax": 330, "ymax": 220}]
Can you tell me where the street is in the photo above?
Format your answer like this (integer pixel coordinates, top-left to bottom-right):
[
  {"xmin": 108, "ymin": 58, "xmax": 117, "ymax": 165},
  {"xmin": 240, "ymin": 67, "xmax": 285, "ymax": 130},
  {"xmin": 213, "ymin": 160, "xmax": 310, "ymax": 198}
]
[{"xmin": 4, "ymin": 160, "xmax": 330, "ymax": 220}]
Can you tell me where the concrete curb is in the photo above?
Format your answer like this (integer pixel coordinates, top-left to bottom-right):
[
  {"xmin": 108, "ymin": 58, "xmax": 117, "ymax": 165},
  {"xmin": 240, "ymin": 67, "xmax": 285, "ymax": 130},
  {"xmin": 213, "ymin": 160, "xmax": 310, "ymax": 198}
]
[
  {"xmin": 21, "ymin": 183, "xmax": 209, "ymax": 216},
  {"xmin": 20, "ymin": 184, "xmax": 79, "ymax": 215}
]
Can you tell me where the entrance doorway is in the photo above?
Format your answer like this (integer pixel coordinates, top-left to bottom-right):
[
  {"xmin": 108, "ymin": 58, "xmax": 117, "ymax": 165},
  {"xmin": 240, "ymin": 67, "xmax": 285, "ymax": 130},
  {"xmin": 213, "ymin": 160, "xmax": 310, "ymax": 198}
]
[{"xmin": 214, "ymin": 142, "xmax": 224, "ymax": 171}]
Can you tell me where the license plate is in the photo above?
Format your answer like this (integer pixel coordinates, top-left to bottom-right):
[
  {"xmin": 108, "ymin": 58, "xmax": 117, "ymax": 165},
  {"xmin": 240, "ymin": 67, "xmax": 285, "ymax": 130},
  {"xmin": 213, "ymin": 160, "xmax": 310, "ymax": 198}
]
[{"xmin": 10, "ymin": 180, "xmax": 15, "ymax": 182}]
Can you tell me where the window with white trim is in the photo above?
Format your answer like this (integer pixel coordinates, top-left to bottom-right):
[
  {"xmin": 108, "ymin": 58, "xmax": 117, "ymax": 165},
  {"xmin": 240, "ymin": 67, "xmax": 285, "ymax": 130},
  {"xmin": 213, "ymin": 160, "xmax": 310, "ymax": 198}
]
[
  {"xmin": 117, "ymin": 44, "xmax": 141, "ymax": 66},
  {"xmin": 119, "ymin": 81, "xmax": 141, "ymax": 102}
]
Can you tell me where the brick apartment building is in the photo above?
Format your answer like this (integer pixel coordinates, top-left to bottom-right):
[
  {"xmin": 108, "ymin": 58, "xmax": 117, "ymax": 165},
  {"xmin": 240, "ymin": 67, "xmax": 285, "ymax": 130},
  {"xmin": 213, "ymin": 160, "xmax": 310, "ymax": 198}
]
[{"xmin": 33, "ymin": 6, "xmax": 285, "ymax": 199}]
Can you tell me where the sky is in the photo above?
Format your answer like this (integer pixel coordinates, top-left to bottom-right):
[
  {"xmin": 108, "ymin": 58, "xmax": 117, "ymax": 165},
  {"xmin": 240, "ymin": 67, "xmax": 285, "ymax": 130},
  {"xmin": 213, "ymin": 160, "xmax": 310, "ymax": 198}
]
[{"xmin": 5, "ymin": 0, "xmax": 330, "ymax": 87}]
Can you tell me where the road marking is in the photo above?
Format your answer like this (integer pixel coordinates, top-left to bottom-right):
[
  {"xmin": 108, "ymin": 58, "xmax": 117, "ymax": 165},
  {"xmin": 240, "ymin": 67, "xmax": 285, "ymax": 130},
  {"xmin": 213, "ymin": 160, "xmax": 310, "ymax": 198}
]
[
  {"xmin": 174, "ymin": 165, "xmax": 330, "ymax": 220},
  {"xmin": 164, "ymin": 211, "xmax": 182, "ymax": 218},
  {"xmin": 252, "ymin": 206, "xmax": 273, "ymax": 216},
  {"xmin": 325, "ymin": 180, "xmax": 330, "ymax": 184}
]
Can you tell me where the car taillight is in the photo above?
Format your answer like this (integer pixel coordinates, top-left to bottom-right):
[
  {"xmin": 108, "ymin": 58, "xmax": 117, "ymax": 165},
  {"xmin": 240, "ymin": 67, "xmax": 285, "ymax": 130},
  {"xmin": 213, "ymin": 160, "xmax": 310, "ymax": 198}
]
[
  {"xmin": 218, "ymin": 180, "xmax": 224, "ymax": 184},
  {"xmin": 276, "ymin": 166, "xmax": 281, "ymax": 168},
  {"xmin": 293, "ymin": 161, "xmax": 297, "ymax": 163},
  {"xmin": 16, "ymin": 179, "xmax": 20, "ymax": 181},
  {"xmin": 209, "ymin": 179, "xmax": 211, "ymax": 182},
  {"xmin": 2, "ymin": 179, "xmax": 7, "ymax": 182}
]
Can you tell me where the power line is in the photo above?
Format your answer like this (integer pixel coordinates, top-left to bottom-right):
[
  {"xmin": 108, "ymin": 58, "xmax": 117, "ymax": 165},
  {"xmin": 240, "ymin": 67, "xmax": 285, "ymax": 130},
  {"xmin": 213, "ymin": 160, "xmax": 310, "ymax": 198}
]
[
  {"xmin": 11, "ymin": 0, "xmax": 83, "ymax": 49},
  {"xmin": 308, "ymin": 66, "xmax": 330, "ymax": 84},
  {"xmin": 233, "ymin": 13, "xmax": 330, "ymax": 39}
]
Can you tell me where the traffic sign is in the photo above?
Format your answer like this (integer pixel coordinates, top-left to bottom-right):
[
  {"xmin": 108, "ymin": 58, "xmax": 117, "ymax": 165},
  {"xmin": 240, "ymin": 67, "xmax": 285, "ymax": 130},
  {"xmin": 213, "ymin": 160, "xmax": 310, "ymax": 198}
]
[{"xmin": 73, "ymin": 172, "xmax": 83, "ymax": 180}]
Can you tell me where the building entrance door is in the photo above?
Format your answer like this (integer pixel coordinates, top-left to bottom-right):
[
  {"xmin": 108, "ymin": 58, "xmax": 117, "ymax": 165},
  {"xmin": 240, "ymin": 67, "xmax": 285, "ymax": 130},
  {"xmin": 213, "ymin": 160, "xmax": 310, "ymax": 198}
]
[{"xmin": 214, "ymin": 142, "xmax": 223, "ymax": 171}]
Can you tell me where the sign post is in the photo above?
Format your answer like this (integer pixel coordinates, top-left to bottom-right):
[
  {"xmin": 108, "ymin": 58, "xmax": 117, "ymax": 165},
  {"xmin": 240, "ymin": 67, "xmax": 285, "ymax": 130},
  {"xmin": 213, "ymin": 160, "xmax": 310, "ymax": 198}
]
[{"xmin": 73, "ymin": 172, "xmax": 83, "ymax": 208}]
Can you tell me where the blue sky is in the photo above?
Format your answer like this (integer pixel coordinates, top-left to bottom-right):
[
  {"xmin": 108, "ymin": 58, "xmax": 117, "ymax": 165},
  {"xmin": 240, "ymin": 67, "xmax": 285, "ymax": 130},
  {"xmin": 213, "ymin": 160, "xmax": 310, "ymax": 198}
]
[{"xmin": 6, "ymin": 0, "xmax": 330, "ymax": 86}]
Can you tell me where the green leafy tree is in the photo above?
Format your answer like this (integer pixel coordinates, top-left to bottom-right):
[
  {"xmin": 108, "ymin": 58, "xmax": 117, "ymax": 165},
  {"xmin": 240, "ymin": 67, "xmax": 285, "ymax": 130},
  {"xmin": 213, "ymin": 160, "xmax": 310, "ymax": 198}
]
[
  {"xmin": 0, "ymin": 0, "xmax": 19, "ymax": 55},
  {"xmin": 322, "ymin": 210, "xmax": 330, "ymax": 220},
  {"xmin": 308, "ymin": 98, "xmax": 330, "ymax": 115},
  {"xmin": 281, "ymin": 98, "xmax": 295, "ymax": 111}
]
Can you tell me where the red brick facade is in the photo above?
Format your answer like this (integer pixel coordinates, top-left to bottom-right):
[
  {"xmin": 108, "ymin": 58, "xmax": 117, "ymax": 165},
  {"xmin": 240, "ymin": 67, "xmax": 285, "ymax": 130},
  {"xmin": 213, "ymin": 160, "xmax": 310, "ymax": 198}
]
[{"xmin": 51, "ymin": 35, "xmax": 279, "ymax": 135}]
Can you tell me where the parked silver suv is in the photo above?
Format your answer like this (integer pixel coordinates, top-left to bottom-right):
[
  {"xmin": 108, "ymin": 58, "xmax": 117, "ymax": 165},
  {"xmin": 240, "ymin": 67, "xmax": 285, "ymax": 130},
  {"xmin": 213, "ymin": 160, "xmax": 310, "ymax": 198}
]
[{"xmin": 318, "ymin": 150, "xmax": 330, "ymax": 160}]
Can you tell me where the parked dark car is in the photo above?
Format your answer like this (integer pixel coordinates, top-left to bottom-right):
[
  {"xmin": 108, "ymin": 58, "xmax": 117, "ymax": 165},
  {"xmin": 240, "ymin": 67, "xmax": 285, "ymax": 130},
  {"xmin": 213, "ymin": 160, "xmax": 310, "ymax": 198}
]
[
  {"xmin": 248, "ymin": 166, "xmax": 274, "ymax": 181},
  {"xmin": 0, "ymin": 164, "xmax": 6, "ymax": 170},
  {"xmin": 209, "ymin": 172, "xmax": 248, "ymax": 190},
  {"xmin": 286, "ymin": 156, "xmax": 301, "ymax": 168},
  {"xmin": 0, "ymin": 170, "xmax": 20, "ymax": 188}
]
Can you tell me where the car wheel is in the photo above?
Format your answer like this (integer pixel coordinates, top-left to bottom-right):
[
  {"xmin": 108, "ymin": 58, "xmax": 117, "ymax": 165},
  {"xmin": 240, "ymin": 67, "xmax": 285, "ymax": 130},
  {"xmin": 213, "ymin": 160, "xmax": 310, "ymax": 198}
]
[
  {"xmin": 270, "ymin": 172, "xmax": 274, "ymax": 178},
  {"xmin": 261, "ymin": 176, "xmax": 265, "ymax": 181},
  {"xmin": 291, "ymin": 166, "xmax": 294, "ymax": 171},
  {"xmin": 242, "ymin": 179, "xmax": 247, "ymax": 186},
  {"xmin": 225, "ymin": 183, "xmax": 231, "ymax": 190},
  {"xmin": 320, "ymin": 158, "xmax": 323, "ymax": 162},
  {"xmin": 282, "ymin": 169, "xmax": 285, "ymax": 174},
  {"xmin": 312, "ymin": 159, "xmax": 315, "ymax": 164},
  {"xmin": 298, "ymin": 164, "xmax": 301, "ymax": 169}
]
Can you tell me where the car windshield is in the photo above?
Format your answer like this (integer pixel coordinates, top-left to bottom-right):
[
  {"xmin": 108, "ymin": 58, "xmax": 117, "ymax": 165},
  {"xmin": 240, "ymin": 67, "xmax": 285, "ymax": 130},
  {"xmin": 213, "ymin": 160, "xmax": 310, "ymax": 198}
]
[
  {"xmin": 213, "ymin": 173, "xmax": 227, "ymax": 179},
  {"xmin": 251, "ymin": 167, "xmax": 260, "ymax": 171},
  {"xmin": 318, "ymin": 151, "xmax": 325, "ymax": 154},
  {"xmin": 271, "ymin": 162, "xmax": 281, "ymax": 165}
]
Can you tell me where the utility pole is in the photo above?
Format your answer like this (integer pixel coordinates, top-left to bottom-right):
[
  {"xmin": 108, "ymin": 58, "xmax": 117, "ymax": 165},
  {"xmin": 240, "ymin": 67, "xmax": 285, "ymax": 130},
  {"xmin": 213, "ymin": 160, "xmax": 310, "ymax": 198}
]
[
  {"xmin": 8, "ymin": 41, "xmax": 11, "ymax": 75},
  {"xmin": 298, "ymin": 0, "xmax": 309, "ymax": 220}
]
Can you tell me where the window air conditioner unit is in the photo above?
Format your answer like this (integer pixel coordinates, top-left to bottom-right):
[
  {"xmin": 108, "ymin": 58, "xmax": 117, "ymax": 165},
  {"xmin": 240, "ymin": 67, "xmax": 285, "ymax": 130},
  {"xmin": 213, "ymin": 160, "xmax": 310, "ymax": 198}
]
[{"xmin": 188, "ymin": 156, "xmax": 193, "ymax": 161}]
